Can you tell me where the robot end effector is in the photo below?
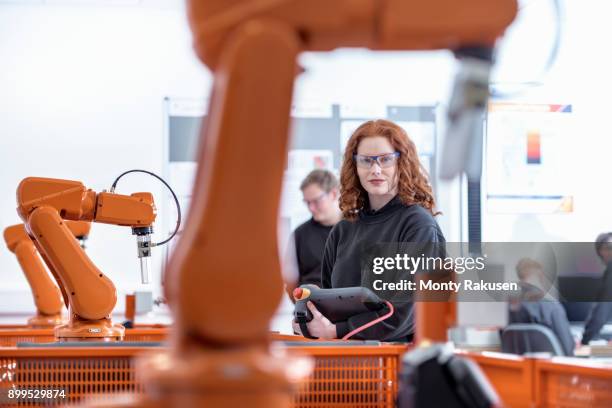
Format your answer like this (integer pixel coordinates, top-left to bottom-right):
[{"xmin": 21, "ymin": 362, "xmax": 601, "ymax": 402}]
[
  {"xmin": 132, "ymin": 222, "xmax": 154, "ymax": 285},
  {"xmin": 123, "ymin": 192, "xmax": 157, "ymax": 285}
]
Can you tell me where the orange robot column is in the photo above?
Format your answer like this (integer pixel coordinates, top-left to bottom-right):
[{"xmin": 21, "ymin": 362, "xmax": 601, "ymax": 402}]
[
  {"xmin": 4, "ymin": 224, "xmax": 64, "ymax": 328},
  {"xmin": 3, "ymin": 221, "xmax": 91, "ymax": 328},
  {"xmin": 17, "ymin": 177, "xmax": 156, "ymax": 342},
  {"xmin": 136, "ymin": 20, "xmax": 308, "ymax": 407}
]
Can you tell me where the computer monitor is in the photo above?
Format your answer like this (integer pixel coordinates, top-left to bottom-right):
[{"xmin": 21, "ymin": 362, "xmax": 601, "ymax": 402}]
[
  {"xmin": 554, "ymin": 242, "xmax": 608, "ymax": 323},
  {"xmin": 558, "ymin": 276, "xmax": 612, "ymax": 323},
  {"xmin": 562, "ymin": 301, "xmax": 594, "ymax": 323}
]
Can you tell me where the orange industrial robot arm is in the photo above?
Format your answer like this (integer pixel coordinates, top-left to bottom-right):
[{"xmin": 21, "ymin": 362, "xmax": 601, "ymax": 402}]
[
  {"xmin": 3, "ymin": 221, "xmax": 91, "ymax": 328},
  {"xmin": 167, "ymin": 0, "xmax": 517, "ymax": 346},
  {"xmin": 129, "ymin": 1, "xmax": 518, "ymax": 407},
  {"xmin": 16, "ymin": 177, "xmax": 156, "ymax": 341}
]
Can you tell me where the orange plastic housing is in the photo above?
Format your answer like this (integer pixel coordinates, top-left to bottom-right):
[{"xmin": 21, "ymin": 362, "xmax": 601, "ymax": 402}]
[
  {"xmin": 459, "ymin": 351, "xmax": 612, "ymax": 407},
  {"xmin": 535, "ymin": 359, "xmax": 612, "ymax": 407},
  {"xmin": 458, "ymin": 351, "xmax": 535, "ymax": 408}
]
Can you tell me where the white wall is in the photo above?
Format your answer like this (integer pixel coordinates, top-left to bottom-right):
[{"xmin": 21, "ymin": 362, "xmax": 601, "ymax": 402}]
[{"xmin": 0, "ymin": 2, "xmax": 211, "ymax": 312}]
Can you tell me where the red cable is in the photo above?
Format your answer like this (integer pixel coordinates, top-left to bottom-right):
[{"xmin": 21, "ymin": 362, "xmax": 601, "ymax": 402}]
[{"xmin": 341, "ymin": 301, "xmax": 394, "ymax": 341}]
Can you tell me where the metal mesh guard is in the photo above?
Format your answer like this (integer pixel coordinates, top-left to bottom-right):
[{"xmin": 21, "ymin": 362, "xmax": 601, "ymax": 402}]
[
  {"xmin": 0, "ymin": 356, "xmax": 140, "ymax": 407},
  {"xmin": 0, "ymin": 345, "xmax": 404, "ymax": 407}
]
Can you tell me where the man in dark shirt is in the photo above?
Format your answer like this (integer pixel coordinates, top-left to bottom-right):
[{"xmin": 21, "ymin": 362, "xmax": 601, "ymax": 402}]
[
  {"xmin": 285, "ymin": 169, "xmax": 342, "ymax": 295},
  {"xmin": 508, "ymin": 258, "xmax": 575, "ymax": 356},
  {"xmin": 581, "ymin": 232, "xmax": 612, "ymax": 345}
]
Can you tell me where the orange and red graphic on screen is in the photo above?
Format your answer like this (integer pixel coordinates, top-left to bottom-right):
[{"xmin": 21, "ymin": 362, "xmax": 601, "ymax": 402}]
[{"xmin": 527, "ymin": 130, "xmax": 541, "ymax": 164}]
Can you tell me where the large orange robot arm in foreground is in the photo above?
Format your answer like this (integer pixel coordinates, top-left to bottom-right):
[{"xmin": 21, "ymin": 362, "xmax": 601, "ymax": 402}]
[
  {"xmin": 17, "ymin": 177, "xmax": 156, "ymax": 341},
  {"xmin": 3, "ymin": 221, "xmax": 91, "ymax": 328},
  {"xmin": 130, "ymin": 1, "xmax": 517, "ymax": 407},
  {"xmin": 169, "ymin": 0, "xmax": 517, "ymax": 346}
]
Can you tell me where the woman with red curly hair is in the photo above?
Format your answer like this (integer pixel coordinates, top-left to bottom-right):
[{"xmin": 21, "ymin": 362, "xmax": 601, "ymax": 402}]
[{"xmin": 297, "ymin": 119, "xmax": 445, "ymax": 342}]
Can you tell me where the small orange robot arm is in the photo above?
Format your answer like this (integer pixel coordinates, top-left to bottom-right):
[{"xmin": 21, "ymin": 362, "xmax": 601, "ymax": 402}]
[
  {"xmin": 16, "ymin": 177, "xmax": 156, "ymax": 340},
  {"xmin": 4, "ymin": 224, "xmax": 64, "ymax": 318}
]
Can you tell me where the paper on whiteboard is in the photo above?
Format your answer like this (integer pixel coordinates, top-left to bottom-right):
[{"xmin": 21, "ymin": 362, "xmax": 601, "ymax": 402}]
[
  {"xmin": 287, "ymin": 149, "xmax": 333, "ymax": 171},
  {"xmin": 486, "ymin": 103, "xmax": 574, "ymax": 213}
]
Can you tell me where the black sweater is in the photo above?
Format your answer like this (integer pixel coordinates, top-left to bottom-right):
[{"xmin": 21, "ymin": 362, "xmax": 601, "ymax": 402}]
[
  {"xmin": 292, "ymin": 218, "xmax": 333, "ymax": 286},
  {"xmin": 321, "ymin": 195, "xmax": 445, "ymax": 341}
]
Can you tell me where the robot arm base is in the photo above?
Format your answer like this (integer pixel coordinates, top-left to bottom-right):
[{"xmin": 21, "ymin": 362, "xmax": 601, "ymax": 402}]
[{"xmin": 54, "ymin": 315, "xmax": 125, "ymax": 342}]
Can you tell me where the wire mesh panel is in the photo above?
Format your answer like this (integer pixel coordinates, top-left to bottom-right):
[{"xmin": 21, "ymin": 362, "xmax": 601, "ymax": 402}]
[
  {"xmin": 0, "ymin": 349, "xmax": 145, "ymax": 407},
  {"xmin": 290, "ymin": 345, "xmax": 405, "ymax": 408},
  {"xmin": 0, "ymin": 344, "xmax": 407, "ymax": 407}
]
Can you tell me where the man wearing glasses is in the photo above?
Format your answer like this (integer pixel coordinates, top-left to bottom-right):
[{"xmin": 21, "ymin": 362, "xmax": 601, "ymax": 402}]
[{"xmin": 285, "ymin": 169, "xmax": 342, "ymax": 294}]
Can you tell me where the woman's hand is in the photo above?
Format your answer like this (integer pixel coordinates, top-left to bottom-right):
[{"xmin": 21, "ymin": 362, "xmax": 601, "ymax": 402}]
[{"xmin": 292, "ymin": 301, "xmax": 337, "ymax": 339}]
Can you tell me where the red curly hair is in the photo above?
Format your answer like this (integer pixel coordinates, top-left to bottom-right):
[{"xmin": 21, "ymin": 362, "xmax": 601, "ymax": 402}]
[{"xmin": 339, "ymin": 119, "xmax": 439, "ymax": 221}]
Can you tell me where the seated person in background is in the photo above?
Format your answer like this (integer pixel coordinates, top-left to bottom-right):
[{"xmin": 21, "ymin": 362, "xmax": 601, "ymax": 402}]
[
  {"xmin": 581, "ymin": 232, "xmax": 612, "ymax": 345},
  {"xmin": 509, "ymin": 258, "xmax": 575, "ymax": 356},
  {"xmin": 284, "ymin": 169, "xmax": 342, "ymax": 296}
]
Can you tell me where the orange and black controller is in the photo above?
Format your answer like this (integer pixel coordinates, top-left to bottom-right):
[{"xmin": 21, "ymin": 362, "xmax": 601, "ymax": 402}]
[{"xmin": 292, "ymin": 284, "xmax": 387, "ymax": 339}]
